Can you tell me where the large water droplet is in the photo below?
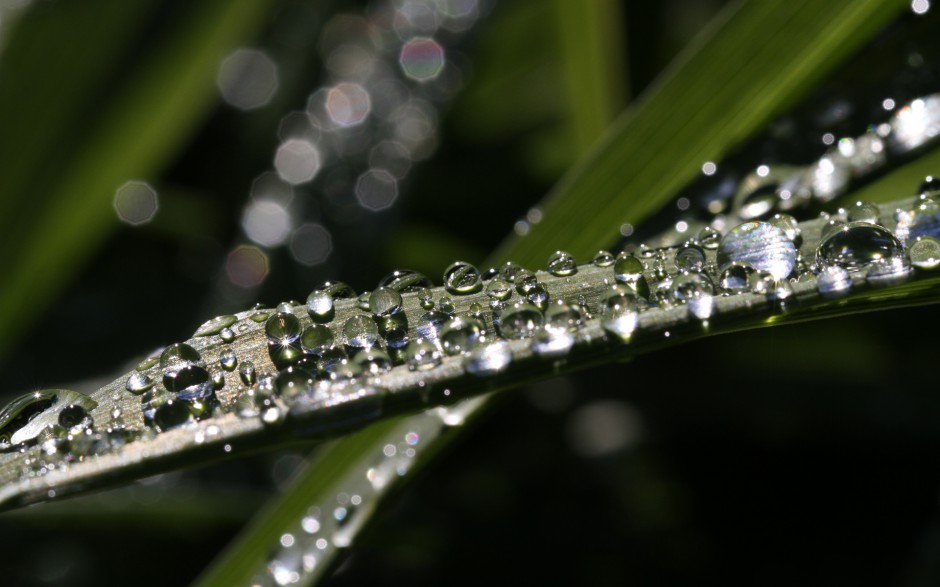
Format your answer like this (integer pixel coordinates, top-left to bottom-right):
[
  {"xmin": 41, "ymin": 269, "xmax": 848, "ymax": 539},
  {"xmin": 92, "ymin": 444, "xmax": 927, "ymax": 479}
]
[
  {"xmin": 718, "ymin": 262, "xmax": 755, "ymax": 294},
  {"xmin": 160, "ymin": 343, "xmax": 201, "ymax": 368},
  {"xmin": 443, "ymin": 261, "xmax": 482, "ymax": 294},
  {"xmin": 369, "ymin": 287, "xmax": 403, "ymax": 317},
  {"xmin": 816, "ymin": 222, "xmax": 904, "ymax": 270},
  {"xmin": 675, "ymin": 243, "xmax": 705, "ymax": 273},
  {"xmin": 547, "ymin": 251, "xmax": 577, "ymax": 276},
  {"xmin": 266, "ymin": 312, "xmax": 303, "ymax": 345},
  {"xmin": 126, "ymin": 372, "xmax": 154, "ymax": 395},
  {"xmin": 497, "ymin": 302, "xmax": 543, "ymax": 339},
  {"xmin": 464, "ymin": 341, "xmax": 512, "ymax": 376},
  {"xmin": 343, "ymin": 315, "xmax": 380, "ymax": 350},
  {"xmin": 378, "ymin": 270, "xmax": 433, "ymax": 292},
  {"xmin": 909, "ymin": 236, "xmax": 940, "ymax": 269},
  {"xmin": 300, "ymin": 324, "xmax": 335, "ymax": 354},
  {"xmin": 306, "ymin": 290, "xmax": 334, "ymax": 323},
  {"xmin": 717, "ymin": 221, "xmax": 796, "ymax": 280},
  {"xmin": 195, "ymin": 315, "xmax": 237, "ymax": 337},
  {"xmin": 439, "ymin": 317, "xmax": 485, "ymax": 355}
]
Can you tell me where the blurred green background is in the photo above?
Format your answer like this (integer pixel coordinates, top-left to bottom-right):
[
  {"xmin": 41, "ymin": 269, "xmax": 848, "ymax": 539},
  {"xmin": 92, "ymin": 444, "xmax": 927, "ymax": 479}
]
[{"xmin": 2, "ymin": 0, "xmax": 940, "ymax": 585}]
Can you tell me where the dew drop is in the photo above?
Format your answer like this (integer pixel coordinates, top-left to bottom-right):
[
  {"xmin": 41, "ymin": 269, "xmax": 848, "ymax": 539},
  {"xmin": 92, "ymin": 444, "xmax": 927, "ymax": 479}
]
[
  {"xmin": 696, "ymin": 226, "xmax": 722, "ymax": 250},
  {"xmin": 816, "ymin": 222, "xmax": 905, "ymax": 270},
  {"xmin": 769, "ymin": 213, "xmax": 801, "ymax": 245},
  {"xmin": 151, "ymin": 399, "xmax": 194, "ymax": 432},
  {"xmin": 275, "ymin": 367, "xmax": 314, "ymax": 399},
  {"xmin": 816, "ymin": 265, "xmax": 852, "ymax": 298},
  {"xmin": 404, "ymin": 339, "xmax": 442, "ymax": 371},
  {"xmin": 485, "ymin": 279, "xmax": 512, "ymax": 301},
  {"xmin": 592, "ymin": 250, "xmax": 615, "ymax": 267},
  {"xmin": 531, "ymin": 328, "xmax": 574, "ymax": 358},
  {"xmin": 718, "ymin": 262, "xmax": 755, "ymax": 293},
  {"xmin": 497, "ymin": 302, "xmax": 543, "ymax": 339},
  {"xmin": 717, "ymin": 221, "xmax": 796, "ymax": 280},
  {"xmin": 318, "ymin": 281, "xmax": 357, "ymax": 299},
  {"xmin": 417, "ymin": 287, "xmax": 434, "ymax": 309},
  {"xmin": 675, "ymin": 243, "xmax": 706, "ymax": 273},
  {"xmin": 909, "ymin": 236, "xmax": 940, "ymax": 269},
  {"xmin": 300, "ymin": 324, "xmax": 335, "ymax": 354},
  {"xmin": 378, "ymin": 270, "xmax": 433, "ymax": 293},
  {"xmin": 265, "ymin": 313, "xmax": 302, "ymax": 348},
  {"xmin": 219, "ymin": 327, "xmax": 235, "ymax": 343},
  {"xmin": 498, "ymin": 262, "xmax": 525, "ymax": 283},
  {"xmin": 369, "ymin": 287, "xmax": 403, "ymax": 317},
  {"xmin": 464, "ymin": 341, "xmax": 512, "ymax": 376},
  {"xmin": 343, "ymin": 315, "xmax": 380, "ymax": 350},
  {"xmin": 126, "ymin": 372, "xmax": 154, "ymax": 395},
  {"xmin": 353, "ymin": 349, "xmax": 393, "ymax": 374},
  {"xmin": 847, "ymin": 201, "xmax": 880, "ymax": 225},
  {"xmin": 219, "ymin": 351, "xmax": 238, "ymax": 371},
  {"xmin": 416, "ymin": 310, "xmax": 449, "ymax": 340},
  {"xmin": 547, "ymin": 251, "xmax": 577, "ymax": 276},
  {"xmin": 443, "ymin": 260, "xmax": 484, "ymax": 295},
  {"xmin": 439, "ymin": 316, "xmax": 485, "ymax": 355},
  {"xmin": 195, "ymin": 314, "xmax": 237, "ymax": 337},
  {"xmin": 544, "ymin": 300, "xmax": 583, "ymax": 331},
  {"xmin": 159, "ymin": 343, "xmax": 201, "ymax": 368},
  {"xmin": 670, "ymin": 273, "xmax": 715, "ymax": 320},
  {"xmin": 240, "ymin": 361, "xmax": 257, "ymax": 385},
  {"xmin": 601, "ymin": 306, "xmax": 638, "ymax": 342},
  {"xmin": 306, "ymin": 290, "xmax": 334, "ymax": 323}
]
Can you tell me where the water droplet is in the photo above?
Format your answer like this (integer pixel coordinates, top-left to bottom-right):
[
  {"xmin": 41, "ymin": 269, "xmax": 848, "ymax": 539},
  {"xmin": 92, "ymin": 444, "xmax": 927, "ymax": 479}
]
[
  {"xmin": 357, "ymin": 292, "xmax": 371, "ymax": 311},
  {"xmin": 136, "ymin": 357, "xmax": 159, "ymax": 371},
  {"xmin": 251, "ymin": 311, "xmax": 271, "ymax": 323},
  {"xmin": 718, "ymin": 262, "xmax": 755, "ymax": 293},
  {"xmin": 159, "ymin": 343, "xmax": 201, "ymax": 368},
  {"xmin": 816, "ymin": 222, "xmax": 905, "ymax": 270},
  {"xmin": 275, "ymin": 367, "xmax": 314, "ymax": 399},
  {"xmin": 602, "ymin": 306, "xmax": 638, "ymax": 342},
  {"xmin": 369, "ymin": 287, "xmax": 403, "ymax": 317},
  {"xmin": 485, "ymin": 279, "xmax": 512, "ymax": 301},
  {"xmin": 547, "ymin": 251, "xmax": 577, "ymax": 276},
  {"xmin": 265, "ymin": 312, "xmax": 303, "ymax": 346},
  {"xmin": 195, "ymin": 314, "xmax": 237, "ymax": 337},
  {"xmin": 211, "ymin": 370, "xmax": 225, "ymax": 390},
  {"xmin": 240, "ymin": 361, "xmax": 257, "ymax": 385},
  {"xmin": 696, "ymin": 226, "xmax": 722, "ymax": 250},
  {"xmin": 847, "ymin": 201, "xmax": 880, "ymax": 224},
  {"xmin": 416, "ymin": 310, "xmax": 449, "ymax": 340},
  {"xmin": 306, "ymin": 290, "xmax": 334, "ymax": 323},
  {"xmin": 219, "ymin": 327, "xmax": 235, "ymax": 343},
  {"xmin": 151, "ymin": 399, "xmax": 194, "ymax": 432},
  {"xmin": 592, "ymin": 250, "xmax": 615, "ymax": 267},
  {"xmin": 404, "ymin": 339, "xmax": 442, "ymax": 371},
  {"xmin": 443, "ymin": 261, "xmax": 482, "ymax": 294},
  {"xmin": 164, "ymin": 364, "xmax": 211, "ymax": 393},
  {"xmin": 439, "ymin": 317, "xmax": 485, "ymax": 355},
  {"xmin": 717, "ymin": 221, "xmax": 796, "ymax": 280},
  {"xmin": 497, "ymin": 262, "xmax": 525, "ymax": 283},
  {"xmin": 126, "ymin": 372, "xmax": 154, "ymax": 395},
  {"xmin": 438, "ymin": 296, "xmax": 456, "ymax": 315},
  {"xmin": 497, "ymin": 302, "xmax": 543, "ymax": 339},
  {"xmin": 417, "ymin": 287, "xmax": 434, "ymax": 309},
  {"xmin": 544, "ymin": 300, "xmax": 583, "ymax": 331},
  {"xmin": 57, "ymin": 404, "xmax": 91, "ymax": 431},
  {"xmin": 318, "ymin": 281, "xmax": 357, "ymax": 299},
  {"xmin": 866, "ymin": 255, "xmax": 913, "ymax": 287},
  {"xmin": 531, "ymin": 328, "xmax": 574, "ymax": 358},
  {"xmin": 300, "ymin": 324, "xmax": 335, "ymax": 354},
  {"xmin": 378, "ymin": 270, "xmax": 433, "ymax": 292},
  {"xmin": 219, "ymin": 351, "xmax": 238, "ymax": 371},
  {"xmin": 464, "ymin": 341, "xmax": 512, "ymax": 376},
  {"xmin": 909, "ymin": 236, "xmax": 940, "ymax": 269},
  {"xmin": 670, "ymin": 273, "xmax": 715, "ymax": 319},
  {"xmin": 353, "ymin": 349, "xmax": 393, "ymax": 374},
  {"xmin": 816, "ymin": 265, "xmax": 852, "ymax": 298},
  {"xmin": 343, "ymin": 315, "xmax": 380, "ymax": 350},
  {"xmin": 769, "ymin": 213, "xmax": 801, "ymax": 245},
  {"xmin": 675, "ymin": 243, "xmax": 705, "ymax": 273},
  {"xmin": 896, "ymin": 198, "xmax": 940, "ymax": 244},
  {"xmin": 613, "ymin": 254, "xmax": 650, "ymax": 299}
]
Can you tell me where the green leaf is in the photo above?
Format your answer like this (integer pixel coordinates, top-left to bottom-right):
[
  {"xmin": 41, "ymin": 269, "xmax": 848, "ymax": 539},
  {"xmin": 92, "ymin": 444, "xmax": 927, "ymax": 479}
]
[
  {"xmin": 494, "ymin": 0, "xmax": 908, "ymax": 268},
  {"xmin": 0, "ymin": 0, "xmax": 276, "ymax": 359}
]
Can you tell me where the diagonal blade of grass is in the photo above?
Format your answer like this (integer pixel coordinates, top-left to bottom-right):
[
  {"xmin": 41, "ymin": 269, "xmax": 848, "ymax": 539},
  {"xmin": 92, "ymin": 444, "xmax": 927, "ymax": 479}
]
[
  {"xmin": 494, "ymin": 0, "xmax": 907, "ymax": 268},
  {"xmin": 0, "ymin": 0, "xmax": 276, "ymax": 360}
]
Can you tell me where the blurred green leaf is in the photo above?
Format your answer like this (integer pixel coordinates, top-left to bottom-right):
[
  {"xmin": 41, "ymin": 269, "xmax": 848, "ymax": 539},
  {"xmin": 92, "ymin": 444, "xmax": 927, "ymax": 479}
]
[
  {"xmin": 495, "ymin": 0, "xmax": 908, "ymax": 268},
  {"xmin": 0, "ymin": 0, "xmax": 275, "ymax": 358}
]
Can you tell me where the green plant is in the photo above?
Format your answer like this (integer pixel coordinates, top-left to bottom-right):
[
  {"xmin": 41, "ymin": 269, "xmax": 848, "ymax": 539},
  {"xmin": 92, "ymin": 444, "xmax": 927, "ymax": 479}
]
[{"xmin": 1, "ymin": 1, "xmax": 939, "ymax": 585}]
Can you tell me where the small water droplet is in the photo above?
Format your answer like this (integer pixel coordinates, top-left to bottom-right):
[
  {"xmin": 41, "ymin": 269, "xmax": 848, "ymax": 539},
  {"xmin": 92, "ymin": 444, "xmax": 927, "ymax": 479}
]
[
  {"xmin": 369, "ymin": 287, "xmax": 403, "ymax": 317},
  {"xmin": 318, "ymin": 281, "xmax": 356, "ymax": 299},
  {"xmin": 265, "ymin": 312, "xmax": 303, "ymax": 345},
  {"xmin": 275, "ymin": 367, "xmax": 314, "ymax": 399},
  {"xmin": 497, "ymin": 302, "xmax": 543, "ymax": 339},
  {"xmin": 159, "ymin": 343, "xmax": 201, "ymax": 368},
  {"xmin": 353, "ymin": 349, "xmax": 393, "ymax": 374},
  {"xmin": 602, "ymin": 306, "xmax": 638, "ymax": 342},
  {"xmin": 464, "ymin": 341, "xmax": 512, "ymax": 376},
  {"xmin": 300, "ymin": 324, "xmax": 334, "ymax": 354},
  {"xmin": 531, "ymin": 328, "xmax": 574, "ymax": 358},
  {"xmin": 846, "ymin": 201, "xmax": 880, "ymax": 224},
  {"xmin": 343, "ymin": 315, "xmax": 380, "ymax": 350},
  {"xmin": 195, "ymin": 314, "xmax": 237, "ymax": 337},
  {"xmin": 239, "ymin": 361, "xmax": 257, "ymax": 385},
  {"xmin": 696, "ymin": 226, "xmax": 721, "ymax": 250},
  {"xmin": 544, "ymin": 300, "xmax": 583, "ymax": 331},
  {"xmin": 909, "ymin": 236, "xmax": 940, "ymax": 269},
  {"xmin": 485, "ymin": 279, "xmax": 512, "ymax": 301},
  {"xmin": 817, "ymin": 265, "xmax": 852, "ymax": 298},
  {"xmin": 438, "ymin": 296, "xmax": 456, "ymax": 315},
  {"xmin": 136, "ymin": 357, "xmax": 159, "ymax": 371},
  {"xmin": 592, "ymin": 250, "xmax": 615, "ymax": 267},
  {"xmin": 219, "ymin": 327, "xmax": 235, "ymax": 343},
  {"xmin": 417, "ymin": 287, "xmax": 434, "ymax": 309},
  {"xmin": 378, "ymin": 270, "xmax": 433, "ymax": 292},
  {"xmin": 443, "ymin": 261, "xmax": 482, "ymax": 294},
  {"xmin": 670, "ymin": 273, "xmax": 715, "ymax": 319},
  {"xmin": 219, "ymin": 351, "xmax": 238, "ymax": 371},
  {"xmin": 126, "ymin": 372, "xmax": 154, "ymax": 395},
  {"xmin": 718, "ymin": 262, "xmax": 755, "ymax": 293},
  {"xmin": 717, "ymin": 221, "xmax": 796, "ymax": 280},
  {"xmin": 769, "ymin": 213, "xmax": 801, "ymax": 245},
  {"xmin": 151, "ymin": 399, "xmax": 194, "ymax": 432},
  {"xmin": 306, "ymin": 290, "xmax": 334, "ymax": 323},
  {"xmin": 547, "ymin": 251, "xmax": 577, "ymax": 276},
  {"xmin": 613, "ymin": 254, "xmax": 650, "ymax": 299},
  {"xmin": 404, "ymin": 339, "xmax": 442, "ymax": 371},
  {"xmin": 251, "ymin": 311, "xmax": 271, "ymax": 323},
  {"xmin": 675, "ymin": 243, "xmax": 706, "ymax": 273},
  {"xmin": 439, "ymin": 316, "xmax": 485, "ymax": 355}
]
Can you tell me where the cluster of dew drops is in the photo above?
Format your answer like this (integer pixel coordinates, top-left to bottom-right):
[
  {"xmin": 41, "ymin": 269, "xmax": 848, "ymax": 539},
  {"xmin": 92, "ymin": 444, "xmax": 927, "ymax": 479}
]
[{"xmin": 4, "ymin": 176, "xmax": 940, "ymax": 493}]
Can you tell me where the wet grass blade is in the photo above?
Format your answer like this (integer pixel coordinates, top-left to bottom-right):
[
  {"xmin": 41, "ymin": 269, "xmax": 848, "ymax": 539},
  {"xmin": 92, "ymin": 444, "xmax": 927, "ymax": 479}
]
[
  {"xmin": 494, "ymin": 0, "xmax": 907, "ymax": 268},
  {"xmin": 0, "ymin": 0, "xmax": 275, "ymax": 359}
]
